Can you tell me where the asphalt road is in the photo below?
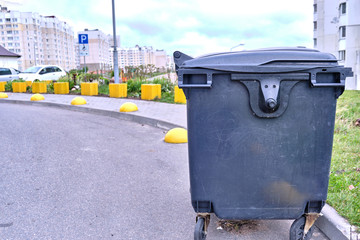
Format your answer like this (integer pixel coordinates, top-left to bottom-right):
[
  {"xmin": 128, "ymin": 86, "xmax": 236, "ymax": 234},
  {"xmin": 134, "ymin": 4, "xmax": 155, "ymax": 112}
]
[{"xmin": 0, "ymin": 103, "xmax": 328, "ymax": 240}]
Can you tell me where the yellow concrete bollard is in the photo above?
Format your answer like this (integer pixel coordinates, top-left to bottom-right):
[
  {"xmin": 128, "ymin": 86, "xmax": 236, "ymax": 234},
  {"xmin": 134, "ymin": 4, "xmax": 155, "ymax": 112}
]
[
  {"xmin": 32, "ymin": 82, "xmax": 47, "ymax": 93},
  {"xmin": 0, "ymin": 81, "xmax": 6, "ymax": 91},
  {"xmin": 0, "ymin": 92, "xmax": 8, "ymax": 98},
  {"xmin": 81, "ymin": 82, "xmax": 98, "ymax": 96},
  {"xmin": 71, "ymin": 96, "xmax": 87, "ymax": 105},
  {"xmin": 12, "ymin": 82, "xmax": 26, "ymax": 93},
  {"xmin": 109, "ymin": 83, "xmax": 127, "ymax": 98},
  {"xmin": 141, "ymin": 84, "xmax": 161, "ymax": 100},
  {"xmin": 174, "ymin": 86, "xmax": 186, "ymax": 104},
  {"xmin": 164, "ymin": 128, "xmax": 188, "ymax": 143},
  {"xmin": 54, "ymin": 82, "xmax": 69, "ymax": 94},
  {"xmin": 26, "ymin": 81, "xmax": 32, "ymax": 87},
  {"xmin": 119, "ymin": 102, "xmax": 138, "ymax": 112},
  {"xmin": 30, "ymin": 93, "xmax": 45, "ymax": 101}
]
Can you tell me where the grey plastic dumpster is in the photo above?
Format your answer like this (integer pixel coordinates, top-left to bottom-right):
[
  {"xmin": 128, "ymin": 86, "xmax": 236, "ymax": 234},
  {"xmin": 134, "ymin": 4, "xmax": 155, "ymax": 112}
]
[{"xmin": 173, "ymin": 48, "xmax": 353, "ymax": 240}]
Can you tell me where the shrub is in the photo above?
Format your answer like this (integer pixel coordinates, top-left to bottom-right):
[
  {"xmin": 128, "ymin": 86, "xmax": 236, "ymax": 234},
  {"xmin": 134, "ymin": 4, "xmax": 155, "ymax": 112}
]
[
  {"xmin": 152, "ymin": 77, "xmax": 174, "ymax": 93},
  {"xmin": 47, "ymin": 82, "xmax": 54, "ymax": 93},
  {"xmin": 78, "ymin": 73, "xmax": 100, "ymax": 82},
  {"xmin": 127, "ymin": 79, "xmax": 147, "ymax": 97},
  {"xmin": 98, "ymin": 83, "xmax": 109, "ymax": 95},
  {"xmin": 12, "ymin": 79, "xmax": 25, "ymax": 82},
  {"xmin": 5, "ymin": 81, "xmax": 12, "ymax": 91}
]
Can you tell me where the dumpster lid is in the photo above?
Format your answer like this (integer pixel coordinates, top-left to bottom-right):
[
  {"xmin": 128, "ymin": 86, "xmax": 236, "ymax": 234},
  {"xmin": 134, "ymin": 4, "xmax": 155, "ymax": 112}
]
[{"xmin": 174, "ymin": 47, "xmax": 340, "ymax": 73}]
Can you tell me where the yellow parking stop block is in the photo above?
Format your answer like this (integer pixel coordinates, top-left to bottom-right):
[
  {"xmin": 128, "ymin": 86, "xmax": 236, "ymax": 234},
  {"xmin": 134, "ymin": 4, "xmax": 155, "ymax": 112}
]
[
  {"xmin": 0, "ymin": 92, "xmax": 8, "ymax": 98},
  {"xmin": 120, "ymin": 102, "xmax": 138, "ymax": 112},
  {"xmin": 71, "ymin": 96, "xmax": 87, "ymax": 105},
  {"xmin": 30, "ymin": 93, "xmax": 45, "ymax": 101},
  {"xmin": 164, "ymin": 128, "xmax": 188, "ymax": 143},
  {"xmin": 0, "ymin": 82, "xmax": 6, "ymax": 91}
]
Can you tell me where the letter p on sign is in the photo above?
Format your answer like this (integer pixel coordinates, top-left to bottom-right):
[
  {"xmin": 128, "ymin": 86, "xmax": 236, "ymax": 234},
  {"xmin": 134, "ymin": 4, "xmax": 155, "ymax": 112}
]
[{"xmin": 78, "ymin": 34, "xmax": 88, "ymax": 44}]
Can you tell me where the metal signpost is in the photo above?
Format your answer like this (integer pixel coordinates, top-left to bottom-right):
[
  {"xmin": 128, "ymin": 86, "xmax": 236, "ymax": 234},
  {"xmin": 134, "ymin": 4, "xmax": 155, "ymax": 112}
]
[
  {"xmin": 112, "ymin": 0, "xmax": 120, "ymax": 83},
  {"xmin": 79, "ymin": 34, "xmax": 89, "ymax": 73}
]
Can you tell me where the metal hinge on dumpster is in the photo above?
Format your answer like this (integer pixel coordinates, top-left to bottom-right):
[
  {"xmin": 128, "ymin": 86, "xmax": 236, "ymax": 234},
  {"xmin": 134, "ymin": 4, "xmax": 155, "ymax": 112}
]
[{"xmin": 231, "ymin": 67, "xmax": 353, "ymax": 118}]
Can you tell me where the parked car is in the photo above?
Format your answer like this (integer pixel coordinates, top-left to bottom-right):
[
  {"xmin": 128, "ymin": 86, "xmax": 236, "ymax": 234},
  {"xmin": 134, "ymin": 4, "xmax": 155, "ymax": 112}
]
[
  {"xmin": 0, "ymin": 67, "xmax": 20, "ymax": 82},
  {"xmin": 19, "ymin": 65, "xmax": 67, "ymax": 82}
]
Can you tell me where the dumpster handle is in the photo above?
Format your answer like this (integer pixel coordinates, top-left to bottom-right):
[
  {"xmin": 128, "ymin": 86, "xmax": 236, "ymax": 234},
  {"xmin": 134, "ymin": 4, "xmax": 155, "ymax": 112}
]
[
  {"xmin": 178, "ymin": 84, "xmax": 212, "ymax": 88},
  {"xmin": 311, "ymin": 81, "xmax": 345, "ymax": 87},
  {"xmin": 309, "ymin": 68, "xmax": 352, "ymax": 88},
  {"xmin": 178, "ymin": 70, "xmax": 213, "ymax": 88}
]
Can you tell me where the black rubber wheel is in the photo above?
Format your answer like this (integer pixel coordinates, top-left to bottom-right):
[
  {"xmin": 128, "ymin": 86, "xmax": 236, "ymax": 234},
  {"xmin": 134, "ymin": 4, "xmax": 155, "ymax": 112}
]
[
  {"xmin": 194, "ymin": 217, "xmax": 206, "ymax": 240},
  {"xmin": 289, "ymin": 216, "xmax": 314, "ymax": 240}
]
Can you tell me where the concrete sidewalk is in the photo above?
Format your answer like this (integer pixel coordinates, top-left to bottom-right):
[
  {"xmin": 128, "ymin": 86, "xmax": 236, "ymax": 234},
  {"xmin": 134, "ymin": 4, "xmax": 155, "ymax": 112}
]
[
  {"xmin": 1, "ymin": 93, "xmax": 187, "ymax": 130},
  {"xmin": 0, "ymin": 92, "xmax": 358, "ymax": 240}
]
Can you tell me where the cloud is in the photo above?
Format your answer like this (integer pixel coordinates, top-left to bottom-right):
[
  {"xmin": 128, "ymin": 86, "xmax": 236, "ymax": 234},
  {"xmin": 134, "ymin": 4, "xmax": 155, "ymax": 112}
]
[{"xmin": 10, "ymin": 0, "xmax": 314, "ymax": 57}]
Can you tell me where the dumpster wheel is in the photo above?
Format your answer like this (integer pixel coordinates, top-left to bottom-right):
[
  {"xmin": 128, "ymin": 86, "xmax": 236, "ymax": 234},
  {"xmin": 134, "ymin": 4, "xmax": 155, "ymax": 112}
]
[
  {"xmin": 194, "ymin": 214, "xmax": 210, "ymax": 240},
  {"xmin": 289, "ymin": 215, "xmax": 314, "ymax": 240}
]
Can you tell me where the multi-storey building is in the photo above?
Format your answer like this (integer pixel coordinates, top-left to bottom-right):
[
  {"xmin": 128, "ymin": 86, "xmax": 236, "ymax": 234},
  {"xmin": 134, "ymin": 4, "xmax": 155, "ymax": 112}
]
[
  {"xmin": 77, "ymin": 29, "xmax": 113, "ymax": 72},
  {"xmin": 119, "ymin": 45, "xmax": 170, "ymax": 71},
  {"xmin": 313, "ymin": 0, "xmax": 360, "ymax": 89},
  {"xmin": 0, "ymin": 5, "xmax": 76, "ymax": 71}
]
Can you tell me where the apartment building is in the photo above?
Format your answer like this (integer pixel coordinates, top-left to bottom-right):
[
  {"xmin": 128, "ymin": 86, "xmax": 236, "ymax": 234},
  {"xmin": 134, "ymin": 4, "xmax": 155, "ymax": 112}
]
[
  {"xmin": 77, "ymin": 29, "xmax": 113, "ymax": 72},
  {"xmin": 119, "ymin": 45, "xmax": 170, "ymax": 71},
  {"xmin": 313, "ymin": 0, "xmax": 360, "ymax": 89},
  {"xmin": 0, "ymin": 5, "xmax": 76, "ymax": 71}
]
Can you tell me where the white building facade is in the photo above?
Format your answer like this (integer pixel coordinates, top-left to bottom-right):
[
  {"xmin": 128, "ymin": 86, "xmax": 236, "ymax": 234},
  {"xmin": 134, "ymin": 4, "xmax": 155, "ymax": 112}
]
[
  {"xmin": 0, "ymin": 5, "xmax": 76, "ymax": 71},
  {"xmin": 313, "ymin": 0, "xmax": 360, "ymax": 89},
  {"xmin": 77, "ymin": 29, "xmax": 113, "ymax": 72},
  {"xmin": 119, "ymin": 45, "xmax": 170, "ymax": 71}
]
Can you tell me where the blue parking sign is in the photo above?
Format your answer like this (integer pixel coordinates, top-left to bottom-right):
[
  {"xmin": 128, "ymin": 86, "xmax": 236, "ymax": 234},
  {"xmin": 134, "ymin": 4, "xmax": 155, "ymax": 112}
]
[{"xmin": 78, "ymin": 34, "xmax": 88, "ymax": 44}]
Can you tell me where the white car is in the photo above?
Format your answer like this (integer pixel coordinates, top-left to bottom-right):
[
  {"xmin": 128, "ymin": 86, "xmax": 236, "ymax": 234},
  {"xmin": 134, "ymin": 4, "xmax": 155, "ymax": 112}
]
[
  {"xmin": 0, "ymin": 67, "xmax": 20, "ymax": 82},
  {"xmin": 19, "ymin": 65, "xmax": 67, "ymax": 82}
]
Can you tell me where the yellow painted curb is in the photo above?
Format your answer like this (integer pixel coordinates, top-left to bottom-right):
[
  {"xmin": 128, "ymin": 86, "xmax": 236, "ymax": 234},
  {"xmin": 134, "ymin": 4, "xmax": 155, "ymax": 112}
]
[
  {"xmin": 0, "ymin": 92, "xmax": 8, "ymax": 98},
  {"xmin": 119, "ymin": 102, "xmax": 138, "ymax": 112},
  {"xmin": 30, "ymin": 93, "xmax": 45, "ymax": 101},
  {"xmin": 71, "ymin": 96, "xmax": 87, "ymax": 105},
  {"xmin": 164, "ymin": 128, "xmax": 188, "ymax": 143}
]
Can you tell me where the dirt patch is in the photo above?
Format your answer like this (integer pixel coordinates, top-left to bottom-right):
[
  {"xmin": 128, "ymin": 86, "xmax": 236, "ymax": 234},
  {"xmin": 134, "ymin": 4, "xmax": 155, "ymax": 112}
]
[
  {"xmin": 217, "ymin": 220, "xmax": 260, "ymax": 234},
  {"xmin": 355, "ymin": 119, "xmax": 360, "ymax": 127}
]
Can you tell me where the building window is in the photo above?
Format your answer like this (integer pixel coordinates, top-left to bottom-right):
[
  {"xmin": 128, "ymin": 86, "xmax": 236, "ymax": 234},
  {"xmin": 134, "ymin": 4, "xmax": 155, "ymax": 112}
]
[
  {"xmin": 339, "ymin": 26, "xmax": 346, "ymax": 38},
  {"xmin": 5, "ymin": 18, "xmax": 10, "ymax": 22},
  {"xmin": 12, "ymin": 18, "xmax": 17, "ymax": 22},
  {"xmin": 313, "ymin": 4, "xmax": 317, "ymax": 13},
  {"xmin": 339, "ymin": 2, "xmax": 346, "ymax": 15},
  {"xmin": 339, "ymin": 50, "xmax": 346, "ymax": 61},
  {"xmin": 313, "ymin": 38, "xmax": 317, "ymax": 48},
  {"xmin": 313, "ymin": 21, "xmax": 317, "ymax": 31}
]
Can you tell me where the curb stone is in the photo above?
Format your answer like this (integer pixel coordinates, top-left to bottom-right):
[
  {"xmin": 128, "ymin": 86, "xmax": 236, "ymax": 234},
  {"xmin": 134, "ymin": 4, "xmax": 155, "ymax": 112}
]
[
  {"xmin": 316, "ymin": 204, "xmax": 359, "ymax": 240},
  {"xmin": 0, "ymin": 99, "xmax": 182, "ymax": 131}
]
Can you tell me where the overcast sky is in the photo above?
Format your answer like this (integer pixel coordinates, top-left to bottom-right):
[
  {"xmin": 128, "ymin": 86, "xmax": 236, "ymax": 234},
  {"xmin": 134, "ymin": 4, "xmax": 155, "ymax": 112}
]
[{"xmin": 8, "ymin": 0, "xmax": 313, "ymax": 57}]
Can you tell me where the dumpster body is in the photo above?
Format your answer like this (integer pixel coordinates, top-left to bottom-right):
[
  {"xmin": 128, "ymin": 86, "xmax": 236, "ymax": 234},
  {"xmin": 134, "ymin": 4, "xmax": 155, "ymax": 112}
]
[{"xmin": 174, "ymin": 48, "xmax": 353, "ymax": 240}]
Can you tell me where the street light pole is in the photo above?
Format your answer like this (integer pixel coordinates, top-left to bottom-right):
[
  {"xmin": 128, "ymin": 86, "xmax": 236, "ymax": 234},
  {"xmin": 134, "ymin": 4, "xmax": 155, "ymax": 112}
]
[
  {"xmin": 112, "ymin": 0, "xmax": 120, "ymax": 83},
  {"xmin": 230, "ymin": 43, "xmax": 245, "ymax": 51}
]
